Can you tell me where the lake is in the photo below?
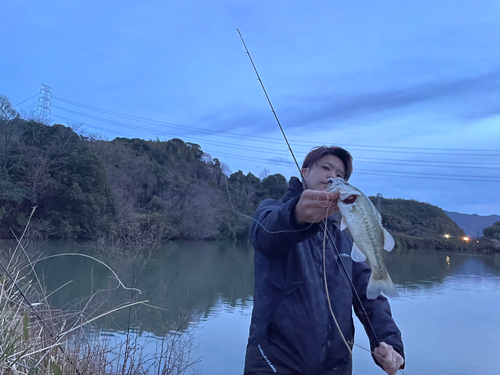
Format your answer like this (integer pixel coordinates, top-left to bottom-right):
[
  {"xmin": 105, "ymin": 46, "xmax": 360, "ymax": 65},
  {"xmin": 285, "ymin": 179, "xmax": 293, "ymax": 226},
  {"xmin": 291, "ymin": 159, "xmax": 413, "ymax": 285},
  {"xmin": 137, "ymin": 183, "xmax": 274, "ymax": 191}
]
[{"xmin": 20, "ymin": 240, "xmax": 500, "ymax": 374}]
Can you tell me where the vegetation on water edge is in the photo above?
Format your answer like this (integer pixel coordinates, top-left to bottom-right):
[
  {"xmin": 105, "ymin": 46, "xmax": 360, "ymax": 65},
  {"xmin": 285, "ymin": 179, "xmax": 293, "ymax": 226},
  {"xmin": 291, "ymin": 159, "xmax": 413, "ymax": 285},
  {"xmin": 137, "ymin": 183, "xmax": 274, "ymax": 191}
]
[{"xmin": 0, "ymin": 220, "xmax": 198, "ymax": 375}]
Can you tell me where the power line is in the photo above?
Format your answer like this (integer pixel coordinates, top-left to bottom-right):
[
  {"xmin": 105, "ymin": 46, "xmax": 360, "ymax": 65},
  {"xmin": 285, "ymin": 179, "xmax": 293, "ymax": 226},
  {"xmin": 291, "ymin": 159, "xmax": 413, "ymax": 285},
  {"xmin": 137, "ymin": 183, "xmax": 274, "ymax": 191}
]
[
  {"xmin": 339, "ymin": 142, "xmax": 500, "ymax": 153},
  {"xmin": 355, "ymin": 170, "xmax": 500, "ymax": 183},
  {"xmin": 202, "ymin": 150, "xmax": 500, "ymax": 182},
  {"xmin": 355, "ymin": 159, "xmax": 500, "ymax": 170},
  {"xmin": 354, "ymin": 168, "xmax": 500, "ymax": 181},
  {"xmin": 52, "ymin": 115, "xmax": 134, "ymax": 138},
  {"xmin": 52, "ymin": 96, "xmax": 500, "ymax": 154},
  {"xmin": 14, "ymin": 94, "xmax": 39, "ymax": 107},
  {"xmin": 52, "ymin": 110, "xmax": 500, "ymax": 181},
  {"xmin": 356, "ymin": 156, "xmax": 500, "ymax": 166},
  {"xmin": 21, "ymin": 102, "xmax": 40, "ymax": 111},
  {"xmin": 54, "ymin": 110, "xmax": 500, "ymax": 169},
  {"xmin": 52, "ymin": 111, "xmax": 500, "ymax": 172},
  {"xmin": 52, "ymin": 104, "xmax": 500, "ymax": 158},
  {"xmin": 48, "ymin": 97, "xmax": 500, "ymax": 182},
  {"xmin": 338, "ymin": 146, "xmax": 500, "ymax": 156}
]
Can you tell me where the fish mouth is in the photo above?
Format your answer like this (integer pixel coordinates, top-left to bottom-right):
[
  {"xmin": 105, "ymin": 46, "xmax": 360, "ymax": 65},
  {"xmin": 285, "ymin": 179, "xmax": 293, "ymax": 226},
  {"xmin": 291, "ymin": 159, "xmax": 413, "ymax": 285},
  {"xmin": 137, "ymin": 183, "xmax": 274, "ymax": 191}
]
[{"xmin": 340, "ymin": 194, "xmax": 358, "ymax": 204}]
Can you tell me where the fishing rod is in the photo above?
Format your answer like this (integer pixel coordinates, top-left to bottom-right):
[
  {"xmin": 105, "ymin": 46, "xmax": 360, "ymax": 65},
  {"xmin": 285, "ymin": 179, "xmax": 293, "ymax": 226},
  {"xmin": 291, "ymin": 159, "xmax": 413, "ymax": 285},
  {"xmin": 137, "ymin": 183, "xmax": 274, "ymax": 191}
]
[
  {"xmin": 236, "ymin": 29, "xmax": 404, "ymax": 372},
  {"xmin": 236, "ymin": 29, "xmax": 301, "ymax": 174}
]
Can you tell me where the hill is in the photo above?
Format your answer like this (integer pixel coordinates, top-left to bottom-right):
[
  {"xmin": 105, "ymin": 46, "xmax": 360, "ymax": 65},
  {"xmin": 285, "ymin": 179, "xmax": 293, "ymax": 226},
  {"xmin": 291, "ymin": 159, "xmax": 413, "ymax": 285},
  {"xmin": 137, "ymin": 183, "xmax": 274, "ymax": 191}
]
[
  {"xmin": 0, "ymin": 97, "xmax": 288, "ymax": 241},
  {"xmin": 370, "ymin": 197, "xmax": 472, "ymax": 251},
  {"xmin": 443, "ymin": 210, "xmax": 500, "ymax": 237},
  {"xmin": 483, "ymin": 220, "xmax": 500, "ymax": 242}
]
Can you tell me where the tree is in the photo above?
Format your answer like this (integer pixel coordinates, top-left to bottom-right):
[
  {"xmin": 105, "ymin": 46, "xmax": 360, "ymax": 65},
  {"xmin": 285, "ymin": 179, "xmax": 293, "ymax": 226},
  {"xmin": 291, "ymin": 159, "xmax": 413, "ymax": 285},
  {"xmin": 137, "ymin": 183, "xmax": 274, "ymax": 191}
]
[
  {"xmin": 261, "ymin": 173, "xmax": 287, "ymax": 200},
  {"xmin": 0, "ymin": 94, "xmax": 18, "ymax": 121},
  {"xmin": 483, "ymin": 220, "xmax": 500, "ymax": 241},
  {"xmin": 259, "ymin": 168, "xmax": 270, "ymax": 180},
  {"xmin": 0, "ymin": 95, "xmax": 22, "ymax": 175}
]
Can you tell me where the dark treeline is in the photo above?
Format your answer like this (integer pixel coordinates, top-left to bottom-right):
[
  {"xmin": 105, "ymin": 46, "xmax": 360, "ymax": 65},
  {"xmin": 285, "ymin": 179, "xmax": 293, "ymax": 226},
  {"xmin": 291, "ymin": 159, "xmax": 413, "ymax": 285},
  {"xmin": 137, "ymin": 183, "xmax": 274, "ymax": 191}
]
[
  {"xmin": 483, "ymin": 220, "xmax": 500, "ymax": 241},
  {"xmin": 2, "ymin": 93, "xmax": 498, "ymax": 250},
  {"xmin": 0, "ymin": 95, "xmax": 287, "ymax": 241}
]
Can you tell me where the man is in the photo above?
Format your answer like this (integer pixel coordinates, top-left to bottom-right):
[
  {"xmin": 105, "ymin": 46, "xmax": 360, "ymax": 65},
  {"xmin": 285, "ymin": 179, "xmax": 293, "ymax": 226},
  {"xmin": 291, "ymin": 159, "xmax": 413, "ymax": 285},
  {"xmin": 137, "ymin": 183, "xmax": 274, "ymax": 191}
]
[{"xmin": 244, "ymin": 146, "xmax": 404, "ymax": 375}]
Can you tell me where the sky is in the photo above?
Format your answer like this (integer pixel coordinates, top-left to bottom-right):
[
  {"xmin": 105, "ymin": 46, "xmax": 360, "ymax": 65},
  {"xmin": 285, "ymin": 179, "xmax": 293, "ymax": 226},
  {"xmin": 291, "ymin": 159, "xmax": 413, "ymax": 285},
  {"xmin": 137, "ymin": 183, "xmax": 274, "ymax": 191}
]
[{"xmin": 1, "ymin": 0, "xmax": 500, "ymax": 216}]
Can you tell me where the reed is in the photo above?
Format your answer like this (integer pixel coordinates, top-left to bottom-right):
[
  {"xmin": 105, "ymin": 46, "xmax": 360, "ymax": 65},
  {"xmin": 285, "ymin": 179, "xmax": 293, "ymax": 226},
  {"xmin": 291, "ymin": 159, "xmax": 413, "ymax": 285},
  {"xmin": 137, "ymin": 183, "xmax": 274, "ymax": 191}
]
[{"xmin": 0, "ymin": 210, "xmax": 199, "ymax": 375}]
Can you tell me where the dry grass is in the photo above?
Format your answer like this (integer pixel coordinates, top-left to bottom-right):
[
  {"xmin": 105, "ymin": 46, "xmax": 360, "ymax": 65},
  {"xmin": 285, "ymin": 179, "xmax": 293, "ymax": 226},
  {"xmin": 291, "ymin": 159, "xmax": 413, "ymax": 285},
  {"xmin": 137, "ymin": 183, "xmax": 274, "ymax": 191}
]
[{"xmin": 0, "ymin": 209, "xmax": 199, "ymax": 375}]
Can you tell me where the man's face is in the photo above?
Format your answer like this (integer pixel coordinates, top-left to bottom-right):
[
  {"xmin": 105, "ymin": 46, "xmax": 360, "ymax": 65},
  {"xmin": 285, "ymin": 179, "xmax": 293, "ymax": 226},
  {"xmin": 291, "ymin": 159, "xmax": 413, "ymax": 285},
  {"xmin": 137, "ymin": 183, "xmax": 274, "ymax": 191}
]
[{"xmin": 301, "ymin": 155, "xmax": 346, "ymax": 191}]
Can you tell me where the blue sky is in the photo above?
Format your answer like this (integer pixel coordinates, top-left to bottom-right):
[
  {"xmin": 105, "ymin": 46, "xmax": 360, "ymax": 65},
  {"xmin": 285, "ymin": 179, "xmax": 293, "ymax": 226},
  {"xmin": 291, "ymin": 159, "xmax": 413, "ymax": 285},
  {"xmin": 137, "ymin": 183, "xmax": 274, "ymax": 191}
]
[{"xmin": 2, "ymin": 0, "xmax": 500, "ymax": 215}]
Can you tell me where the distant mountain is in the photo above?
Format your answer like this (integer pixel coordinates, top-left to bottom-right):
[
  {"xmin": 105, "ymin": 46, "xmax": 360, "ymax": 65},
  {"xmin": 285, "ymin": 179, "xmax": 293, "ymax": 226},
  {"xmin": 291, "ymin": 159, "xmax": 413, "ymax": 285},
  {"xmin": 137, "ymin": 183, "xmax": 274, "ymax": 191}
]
[{"xmin": 444, "ymin": 211, "xmax": 500, "ymax": 237}]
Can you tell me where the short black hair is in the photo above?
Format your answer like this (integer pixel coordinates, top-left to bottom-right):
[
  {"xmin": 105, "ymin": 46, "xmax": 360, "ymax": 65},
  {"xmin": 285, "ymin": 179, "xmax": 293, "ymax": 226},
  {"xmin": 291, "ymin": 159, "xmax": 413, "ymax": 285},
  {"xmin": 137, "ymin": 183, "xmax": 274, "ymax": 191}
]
[{"xmin": 301, "ymin": 146, "xmax": 353, "ymax": 181}]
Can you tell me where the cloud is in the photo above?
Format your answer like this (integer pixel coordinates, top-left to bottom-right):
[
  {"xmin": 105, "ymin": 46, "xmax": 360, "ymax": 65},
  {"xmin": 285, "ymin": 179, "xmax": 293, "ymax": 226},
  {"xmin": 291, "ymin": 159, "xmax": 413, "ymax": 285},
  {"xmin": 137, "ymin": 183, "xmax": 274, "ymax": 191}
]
[
  {"xmin": 287, "ymin": 69, "xmax": 500, "ymax": 126},
  {"xmin": 202, "ymin": 69, "xmax": 500, "ymax": 135}
]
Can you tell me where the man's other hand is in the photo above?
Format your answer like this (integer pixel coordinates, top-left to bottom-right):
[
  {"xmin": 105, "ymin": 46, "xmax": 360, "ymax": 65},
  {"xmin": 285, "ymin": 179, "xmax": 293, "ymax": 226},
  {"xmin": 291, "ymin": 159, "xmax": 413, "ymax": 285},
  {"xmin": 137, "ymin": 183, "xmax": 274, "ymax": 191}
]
[{"xmin": 373, "ymin": 342, "xmax": 404, "ymax": 375}]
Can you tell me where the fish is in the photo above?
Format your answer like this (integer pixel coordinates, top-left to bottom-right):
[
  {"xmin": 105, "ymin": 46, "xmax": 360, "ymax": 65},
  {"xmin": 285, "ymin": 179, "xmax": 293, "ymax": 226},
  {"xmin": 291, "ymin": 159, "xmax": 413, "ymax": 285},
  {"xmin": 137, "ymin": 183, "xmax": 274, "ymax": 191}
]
[{"xmin": 326, "ymin": 177, "xmax": 398, "ymax": 299}]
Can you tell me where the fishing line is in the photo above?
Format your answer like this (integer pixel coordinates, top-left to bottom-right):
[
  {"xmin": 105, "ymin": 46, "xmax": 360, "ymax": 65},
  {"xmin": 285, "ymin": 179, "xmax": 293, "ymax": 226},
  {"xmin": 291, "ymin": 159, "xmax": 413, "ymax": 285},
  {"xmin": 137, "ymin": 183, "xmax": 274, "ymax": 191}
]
[
  {"xmin": 223, "ymin": 174, "xmax": 318, "ymax": 234},
  {"xmin": 321, "ymin": 205, "xmax": 352, "ymax": 356},
  {"xmin": 237, "ymin": 29, "xmax": 404, "ymax": 372}
]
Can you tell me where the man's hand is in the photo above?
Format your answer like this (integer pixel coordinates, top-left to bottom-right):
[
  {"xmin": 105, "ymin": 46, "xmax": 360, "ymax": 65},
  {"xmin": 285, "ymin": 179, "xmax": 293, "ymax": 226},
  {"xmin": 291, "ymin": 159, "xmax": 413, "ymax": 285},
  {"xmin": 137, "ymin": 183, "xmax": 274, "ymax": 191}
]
[
  {"xmin": 294, "ymin": 189, "xmax": 340, "ymax": 225},
  {"xmin": 373, "ymin": 342, "xmax": 404, "ymax": 375}
]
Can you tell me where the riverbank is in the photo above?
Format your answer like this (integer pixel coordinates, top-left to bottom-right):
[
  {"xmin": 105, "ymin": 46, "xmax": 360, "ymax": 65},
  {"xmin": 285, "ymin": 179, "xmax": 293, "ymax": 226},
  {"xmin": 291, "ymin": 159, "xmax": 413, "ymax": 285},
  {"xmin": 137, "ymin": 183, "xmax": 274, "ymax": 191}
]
[
  {"xmin": 393, "ymin": 233, "xmax": 500, "ymax": 253},
  {"xmin": 0, "ymin": 240, "xmax": 199, "ymax": 375}
]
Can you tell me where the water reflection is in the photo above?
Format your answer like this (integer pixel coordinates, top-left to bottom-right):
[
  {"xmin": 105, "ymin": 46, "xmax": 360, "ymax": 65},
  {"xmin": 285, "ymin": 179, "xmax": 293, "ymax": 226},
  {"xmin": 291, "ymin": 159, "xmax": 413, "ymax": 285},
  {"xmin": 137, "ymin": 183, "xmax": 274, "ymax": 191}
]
[
  {"xmin": 11, "ymin": 241, "xmax": 500, "ymax": 374},
  {"xmin": 386, "ymin": 250, "xmax": 500, "ymax": 290},
  {"xmin": 31, "ymin": 241, "xmax": 255, "ymax": 334},
  {"xmin": 28, "ymin": 242, "xmax": 500, "ymax": 329}
]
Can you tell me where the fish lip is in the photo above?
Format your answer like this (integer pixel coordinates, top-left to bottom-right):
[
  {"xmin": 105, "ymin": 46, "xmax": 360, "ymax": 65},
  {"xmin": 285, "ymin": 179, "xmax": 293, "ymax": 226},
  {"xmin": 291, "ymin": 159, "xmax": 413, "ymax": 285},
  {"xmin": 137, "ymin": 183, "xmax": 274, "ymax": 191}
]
[
  {"xmin": 328, "ymin": 177, "xmax": 347, "ymax": 184},
  {"xmin": 339, "ymin": 194, "xmax": 359, "ymax": 204}
]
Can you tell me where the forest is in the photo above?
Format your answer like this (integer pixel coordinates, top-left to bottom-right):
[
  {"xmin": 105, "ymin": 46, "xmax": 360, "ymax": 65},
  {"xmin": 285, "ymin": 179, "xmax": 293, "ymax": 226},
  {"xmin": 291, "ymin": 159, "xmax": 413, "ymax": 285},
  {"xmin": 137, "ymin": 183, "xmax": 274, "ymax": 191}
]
[
  {"xmin": 1, "ymin": 94, "xmax": 498, "ymax": 250},
  {"xmin": 0, "ymin": 95, "xmax": 288, "ymax": 241}
]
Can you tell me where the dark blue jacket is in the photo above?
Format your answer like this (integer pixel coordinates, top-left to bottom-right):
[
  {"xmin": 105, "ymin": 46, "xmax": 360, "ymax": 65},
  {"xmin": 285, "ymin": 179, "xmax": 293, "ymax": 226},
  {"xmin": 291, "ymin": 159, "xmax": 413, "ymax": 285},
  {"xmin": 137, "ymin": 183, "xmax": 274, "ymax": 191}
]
[{"xmin": 244, "ymin": 178, "xmax": 404, "ymax": 375}]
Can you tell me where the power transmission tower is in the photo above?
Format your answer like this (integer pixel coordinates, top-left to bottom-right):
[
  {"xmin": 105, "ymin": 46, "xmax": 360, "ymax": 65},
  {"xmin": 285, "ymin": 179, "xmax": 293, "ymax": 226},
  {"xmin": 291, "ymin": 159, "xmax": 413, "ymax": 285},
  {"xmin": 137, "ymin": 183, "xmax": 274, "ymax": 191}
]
[
  {"xmin": 37, "ymin": 84, "xmax": 52, "ymax": 124},
  {"xmin": 376, "ymin": 193, "xmax": 382, "ymax": 215}
]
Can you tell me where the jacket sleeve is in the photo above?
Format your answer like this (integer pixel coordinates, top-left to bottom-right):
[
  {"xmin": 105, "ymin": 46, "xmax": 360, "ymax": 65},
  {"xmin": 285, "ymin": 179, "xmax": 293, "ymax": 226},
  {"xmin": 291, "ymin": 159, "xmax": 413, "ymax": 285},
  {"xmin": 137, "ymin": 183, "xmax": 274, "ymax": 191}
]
[
  {"xmin": 249, "ymin": 196, "xmax": 319, "ymax": 256},
  {"xmin": 351, "ymin": 261, "xmax": 405, "ymax": 365}
]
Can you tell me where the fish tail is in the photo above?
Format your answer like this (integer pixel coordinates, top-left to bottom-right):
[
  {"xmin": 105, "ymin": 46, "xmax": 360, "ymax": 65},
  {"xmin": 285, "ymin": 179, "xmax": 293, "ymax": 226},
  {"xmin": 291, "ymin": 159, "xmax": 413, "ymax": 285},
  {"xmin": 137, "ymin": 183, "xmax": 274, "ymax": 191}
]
[{"xmin": 366, "ymin": 272, "xmax": 399, "ymax": 299}]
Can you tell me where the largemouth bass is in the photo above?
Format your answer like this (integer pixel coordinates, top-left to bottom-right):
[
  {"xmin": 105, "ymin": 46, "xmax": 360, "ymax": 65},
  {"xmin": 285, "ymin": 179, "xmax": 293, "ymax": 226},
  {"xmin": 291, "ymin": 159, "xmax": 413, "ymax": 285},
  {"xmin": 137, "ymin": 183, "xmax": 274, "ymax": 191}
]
[{"xmin": 327, "ymin": 177, "xmax": 398, "ymax": 299}]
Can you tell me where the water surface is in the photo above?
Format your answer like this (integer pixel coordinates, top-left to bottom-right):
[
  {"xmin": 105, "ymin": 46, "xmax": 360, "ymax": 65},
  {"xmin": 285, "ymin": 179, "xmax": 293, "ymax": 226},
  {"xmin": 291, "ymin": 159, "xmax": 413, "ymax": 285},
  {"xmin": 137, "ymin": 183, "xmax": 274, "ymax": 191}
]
[{"xmin": 25, "ymin": 241, "xmax": 500, "ymax": 374}]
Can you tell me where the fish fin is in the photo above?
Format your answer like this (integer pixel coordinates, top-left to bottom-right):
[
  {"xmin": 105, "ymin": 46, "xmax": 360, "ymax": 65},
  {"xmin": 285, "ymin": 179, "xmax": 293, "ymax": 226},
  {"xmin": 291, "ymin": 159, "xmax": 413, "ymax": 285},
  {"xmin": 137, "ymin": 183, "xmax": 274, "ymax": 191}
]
[
  {"xmin": 340, "ymin": 216, "xmax": 348, "ymax": 231},
  {"xmin": 383, "ymin": 228, "xmax": 395, "ymax": 252},
  {"xmin": 366, "ymin": 272, "xmax": 399, "ymax": 299},
  {"xmin": 350, "ymin": 243, "xmax": 367, "ymax": 262}
]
